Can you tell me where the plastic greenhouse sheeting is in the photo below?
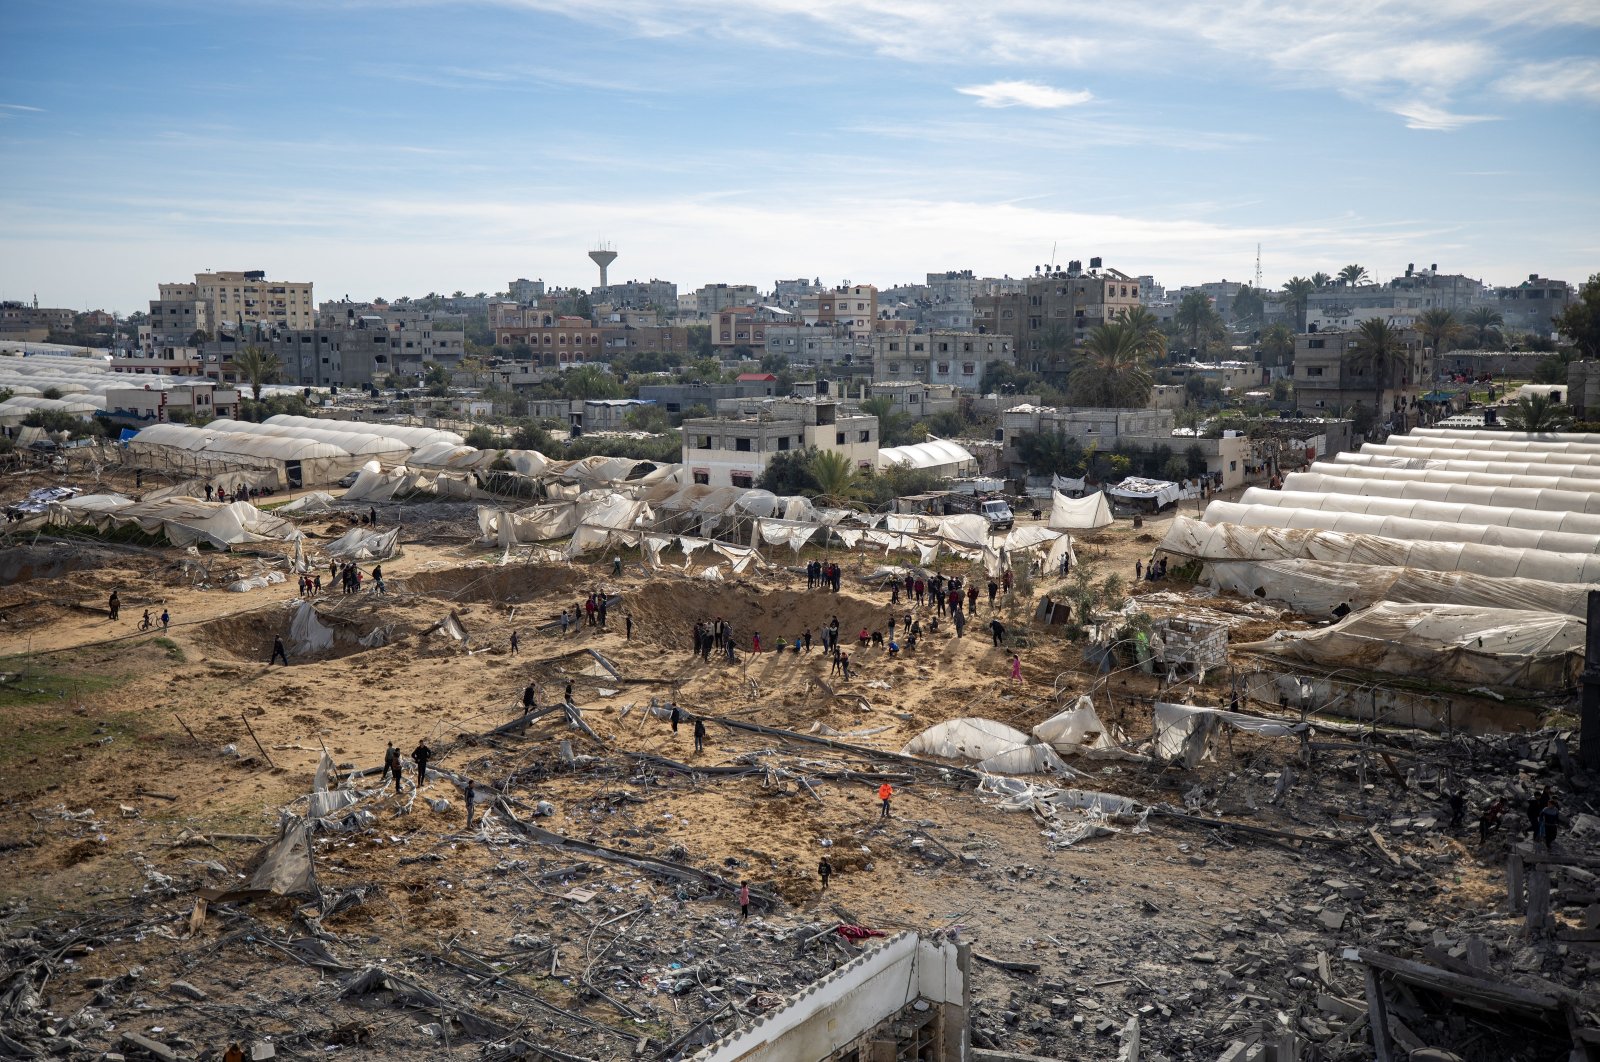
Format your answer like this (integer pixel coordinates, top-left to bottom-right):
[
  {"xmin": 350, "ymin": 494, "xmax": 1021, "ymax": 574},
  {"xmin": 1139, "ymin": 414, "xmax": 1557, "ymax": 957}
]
[
  {"xmin": 1203, "ymin": 500, "xmax": 1600, "ymax": 556},
  {"xmin": 264, "ymin": 414, "xmax": 462, "ymax": 449},
  {"xmin": 1297, "ymin": 460, "xmax": 1600, "ymax": 496},
  {"xmin": 1238, "ymin": 487, "xmax": 1600, "ymax": 535},
  {"xmin": 1108, "ymin": 477, "xmax": 1181, "ymax": 507},
  {"xmin": 1161, "ymin": 514, "xmax": 1600, "ymax": 584},
  {"xmin": 876, "ymin": 438, "xmax": 977, "ymax": 474},
  {"xmin": 1356, "ymin": 443, "xmax": 1600, "ymax": 468},
  {"xmin": 1281, "ymin": 470, "xmax": 1600, "ymax": 516},
  {"xmin": 1333, "ymin": 451, "xmax": 1600, "ymax": 482},
  {"xmin": 1203, "ymin": 558, "xmax": 1598, "ymax": 619},
  {"xmin": 1033, "ymin": 696, "xmax": 1121, "ymax": 753},
  {"xmin": 325, "ymin": 526, "xmax": 401, "ymax": 561},
  {"xmin": 1152, "ymin": 703, "xmax": 1303, "ymax": 768},
  {"xmin": 1408, "ymin": 427, "xmax": 1600, "ymax": 446},
  {"xmin": 1391, "ymin": 431, "xmax": 1600, "ymax": 455},
  {"xmin": 1238, "ymin": 602, "xmax": 1584, "ymax": 690},
  {"xmin": 902, "ymin": 718, "xmax": 1034, "ymax": 762},
  {"xmin": 289, "ymin": 600, "xmax": 335, "ymax": 656},
  {"xmin": 50, "ymin": 496, "xmax": 303, "ymax": 549},
  {"xmin": 1049, "ymin": 490, "xmax": 1113, "ymax": 530}
]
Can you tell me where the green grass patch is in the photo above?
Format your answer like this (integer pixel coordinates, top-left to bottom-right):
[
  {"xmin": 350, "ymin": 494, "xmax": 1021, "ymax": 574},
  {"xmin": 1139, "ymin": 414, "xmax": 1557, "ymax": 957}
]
[
  {"xmin": 150, "ymin": 636, "xmax": 185, "ymax": 662},
  {"xmin": 0, "ymin": 708, "xmax": 145, "ymax": 772},
  {"xmin": 0, "ymin": 666, "xmax": 122, "ymax": 709}
]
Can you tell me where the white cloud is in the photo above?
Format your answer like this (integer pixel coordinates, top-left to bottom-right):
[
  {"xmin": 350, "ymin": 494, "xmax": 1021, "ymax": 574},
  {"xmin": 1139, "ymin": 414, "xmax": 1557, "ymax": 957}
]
[
  {"xmin": 956, "ymin": 80, "xmax": 1092, "ymax": 109},
  {"xmin": 1495, "ymin": 57, "xmax": 1600, "ymax": 104},
  {"xmin": 1388, "ymin": 102, "xmax": 1500, "ymax": 131}
]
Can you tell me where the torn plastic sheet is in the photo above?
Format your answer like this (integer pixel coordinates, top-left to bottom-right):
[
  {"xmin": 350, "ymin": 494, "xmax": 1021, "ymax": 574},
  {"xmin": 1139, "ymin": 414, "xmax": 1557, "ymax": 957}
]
[
  {"xmin": 1152, "ymin": 702, "xmax": 1305, "ymax": 769},
  {"xmin": 289, "ymin": 600, "xmax": 335, "ymax": 656},
  {"xmin": 228, "ymin": 571, "xmax": 287, "ymax": 593}
]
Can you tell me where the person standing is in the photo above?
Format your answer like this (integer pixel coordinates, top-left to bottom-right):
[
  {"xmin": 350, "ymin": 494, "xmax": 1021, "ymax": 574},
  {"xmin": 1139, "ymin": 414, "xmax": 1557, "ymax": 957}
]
[
  {"xmin": 952, "ymin": 607, "xmax": 965, "ymax": 639},
  {"xmin": 412, "ymin": 740, "xmax": 432, "ymax": 787},
  {"xmin": 878, "ymin": 782, "xmax": 893, "ymax": 819},
  {"xmin": 752, "ymin": 631, "xmax": 761, "ymax": 655},
  {"xmin": 108, "ymin": 590, "xmax": 120, "ymax": 622},
  {"xmin": 694, "ymin": 716, "xmax": 707, "ymax": 753},
  {"xmin": 270, "ymin": 635, "xmax": 289, "ymax": 666},
  {"xmin": 1528, "ymin": 788, "xmax": 1550, "ymax": 837},
  {"xmin": 522, "ymin": 682, "xmax": 538, "ymax": 714},
  {"xmin": 1135, "ymin": 559, "xmax": 1143, "ymax": 581},
  {"xmin": 585, "ymin": 596, "xmax": 596, "ymax": 627},
  {"xmin": 598, "ymin": 596, "xmax": 608, "ymax": 628},
  {"xmin": 840, "ymin": 651, "xmax": 850, "ymax": 681},
  {"xmin": 160, "ymin": 608, "xmax": 170, "ymax": 632},
  {"xmin": 670, "ymin": 703, "xmax": 681, "ymax": 734},
  {"xmin": 383, "ymin": 742, "xmax": 403, "ymax": 791},
  {"xmin": 625, "ymin": 613, "xmax": 633, "ymax": 640},
  {"xmin": 560, "ymin": 608, "xmax": 571, "ymax": 636},
  {"xmin": 818, "ymin": 856, "xmax": 832, "ymax": 892},
  {"xmin": 613, "ymin": 554, "xmax": 623, "ymax": 576},
  {"xmin": 987, "ymin": 579, "xmax": 997, "ymax": 607},
  {"xmin": 967, "ymin": 584, "xmax": 979, "ymax": 614},
  {"xmin": 738, "ymin": 880, "xmax": 751, "ymax": 920},
  {"xmin": 464, "ymin": 780, "xmax": 477, "ymax": 829},
  {"xmin": 1538, "ymin": 798, "xmax": 1561, "ymax": 850},
  {"xmin": 1011, "ymin": 654, "xmax": 1022, "ymax": 683},
  {"xmin": 990, "ymin": 618, "xmax": 1006, "ymax": 647},
  {"xmin": 509, "ymin": 629, "xmax": 520, "ymax": 655},
  {"xmin": 1479, "ymin": 798, "xmax": 1505, "ymax": 843}
]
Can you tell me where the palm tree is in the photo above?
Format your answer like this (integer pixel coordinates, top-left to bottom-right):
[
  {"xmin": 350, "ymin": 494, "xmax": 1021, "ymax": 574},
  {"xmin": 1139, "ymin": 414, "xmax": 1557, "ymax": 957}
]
[
  {"xmin": 1338, "ymin": 264, "xmax": 1369, "ymax": 286},
  {"xmin": 232, "ymin": 345, "xmax": 282, "ymax": 401},
  {"xmin": 1117, "ymin": 305, "xmax": 1166, "ymax": 361},
  {"xmin": 1282, "ymin": 277, "xmax": 1314, "ymax": 332},
  {"xmin": 1311, "ymin": 271, "xmax": 1332, "ymax": 289},
  {"xmin": 1345, "ymin": 318, "xmax": 1410, "ymax": 422},
  {"xmin": 1173, "ymin": 291, "xmax": 1221, "ymax": 356},
  {"xmin": 1038, "ymin": 324, "xmax": 1073, "ymax": 379},
  {"xmin": 1417, "ymin": 308, "xmax": 1460, "ymax": 357},
  {"xmin": 1070, "ymin": 322, "xmax": 1154, "ymax": 408},
  {"xmin": 1259, "ymin": 323, "xmax": 1295, "ymax": 368},
  {"xmin": 808, "ymin": 449, "xmax": 860, "ymax": 502},
  {"xmin": 1465, "ymin": 306, "xmax": 1503, "ymax": 346},
  {"xmin": 1503, "ymin": 393, "xmax": 1573, "ymax": 432},
  {"xmin": 859, "ymin": 396, "xmax": 913, "ymax": 447}
]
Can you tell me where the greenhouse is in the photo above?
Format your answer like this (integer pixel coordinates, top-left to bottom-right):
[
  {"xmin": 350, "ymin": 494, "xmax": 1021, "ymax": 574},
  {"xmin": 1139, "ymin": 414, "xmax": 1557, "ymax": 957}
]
[{"xmin": 125, "ymin": 423, "xmax": 366, "ymax": 487}]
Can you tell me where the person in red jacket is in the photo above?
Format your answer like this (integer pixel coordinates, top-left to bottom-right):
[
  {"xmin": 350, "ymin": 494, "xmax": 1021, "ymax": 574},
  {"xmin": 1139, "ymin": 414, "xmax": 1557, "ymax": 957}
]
[{"xmin": 878, "ymin": 782, "xmax": 893, "ymax": 819}]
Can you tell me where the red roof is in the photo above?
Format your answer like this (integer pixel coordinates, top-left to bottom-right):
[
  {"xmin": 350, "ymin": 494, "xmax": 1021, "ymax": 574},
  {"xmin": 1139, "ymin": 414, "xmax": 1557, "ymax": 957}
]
[{"xmin": 737, "ymin": 373, "xmax": 778, "ymax": 382}]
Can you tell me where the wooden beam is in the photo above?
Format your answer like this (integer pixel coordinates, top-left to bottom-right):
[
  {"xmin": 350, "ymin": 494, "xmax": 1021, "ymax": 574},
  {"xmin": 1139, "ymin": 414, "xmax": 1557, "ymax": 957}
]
[
  {"xmin": 1362, "ymin": 965, "xmax": 1394, "ymax": 1062},
  {"xmin": 1356, "ymin": 949, "xmax": 1566, "ymax": 1011}
]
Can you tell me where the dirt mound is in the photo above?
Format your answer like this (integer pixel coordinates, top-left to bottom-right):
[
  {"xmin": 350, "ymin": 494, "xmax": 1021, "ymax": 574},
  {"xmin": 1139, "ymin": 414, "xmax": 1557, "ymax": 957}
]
[
  {"xmin": 620, "ymin": 579, "xmax": 919, "ymax": 650},
  {"xmin": 393, "ymin": 565, "xmax": 583, "ymax": 604}
]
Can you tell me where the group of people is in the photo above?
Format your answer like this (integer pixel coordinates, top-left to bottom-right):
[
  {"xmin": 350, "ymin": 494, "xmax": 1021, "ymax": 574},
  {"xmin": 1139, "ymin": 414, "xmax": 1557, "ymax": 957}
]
[
  {"xmin": 690, "ymin": 617, "xmax": 737, "ymax": 662},
  {"xmin": 380, "ymin": 739, "xmax": 433, "ymax": 792},
  {"xmin": 805, "ymin": 560, "xmax": 843, "ymax": 592},
  {"xmin": 203, "ymin": 483, "xmax": 274, "ymax": 504},
  {"xmin": 1474, "ymin": 787, "xmax": 1564, "ymax": 849},
  {"xmin": 324, "ymin": 559, "xmax": 382, "ymax": 595},
  {"xmin": 1135, "ymin": 556, "xmax": 1169, "ymax": 582}
]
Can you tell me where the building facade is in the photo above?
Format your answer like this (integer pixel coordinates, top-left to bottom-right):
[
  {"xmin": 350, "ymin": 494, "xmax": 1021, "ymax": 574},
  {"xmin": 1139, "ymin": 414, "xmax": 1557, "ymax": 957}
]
[
  {"xmin": 870, "ymin": 331, "xmax": 1013, "ymax": 390},
  {"xmin": 1292, "ymin": 328, "xmax": 1428, "ymax": 418},
  {"xmin": 972, "ymin": 267, "xmax": 1142, "ymax": 368},
  {"xmin": 799, "ymin": 285, "xmax": 879, "ymax": 339},
  {"xmin": 681, "ymin": 398, "xmax": 878, "ymax": 489},
  {"xmin": 694, "ymin": 284, "xmax": 759, "ymax": 316}
]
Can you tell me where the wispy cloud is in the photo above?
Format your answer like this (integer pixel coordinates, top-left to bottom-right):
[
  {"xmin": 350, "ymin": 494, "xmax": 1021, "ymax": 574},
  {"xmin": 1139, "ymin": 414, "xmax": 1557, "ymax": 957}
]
[
  {"xmin": 0, "ymin": 103, "xmax": 44, "ymax": 117},
  {"xmin": 957, "ymin": 80, "xmax": 1092, "ymax": 109},
  {"xmin": 1495, "ymin": 57, "xmax": 1600, "ymax": 104},
  {"xmin": 1389, "ymin": 101, "xmax": 1500, "ymax": 132}
]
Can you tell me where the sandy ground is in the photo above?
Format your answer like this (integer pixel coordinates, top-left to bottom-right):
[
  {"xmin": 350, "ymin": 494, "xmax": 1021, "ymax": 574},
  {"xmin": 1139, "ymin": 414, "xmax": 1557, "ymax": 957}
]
[{"xmin": 0, "ymin": 467, "xmax": 1589, "ymax": 1062}]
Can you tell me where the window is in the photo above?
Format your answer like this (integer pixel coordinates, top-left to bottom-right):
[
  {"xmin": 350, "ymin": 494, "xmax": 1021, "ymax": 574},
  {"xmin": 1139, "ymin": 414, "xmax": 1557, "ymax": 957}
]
[
  {"xmin": 735, "ymin": 437, "xmax": 751, "ymax": 452},
  {"xmin": 888, "ymin": 362, "xmax": 900, "ymax": 373},
  {"xmin": 937, "ymin": 362, "xmax": 950, "ymax": 374},
  {"xmin": 731, "ymin": 472, "xmax": 754, "ymax": 488},
  {"xmin": 912, "ymin": 342, "xmax": 924, "ymax": 352},
  {"xmin": 777, "ymin": 436, "xmax": 790, "ymax": 451},
  {"xmin": 693, "ymin": 470, "xmax": 710, "ymax": 485},
  {"xmin": 836, "ymin": 432, "xmax": 846, "ymax": 445},
  {"xmin": 859, "ymin": 430, "xmax": 870, "ymax": 442},
  {"xmin": 915, "ymin": 362, "xmax": 927, "ymax": 373},
  {"xmin": 962, "ymin": 362, "xmax": 975, "ymax": 375},
  {"xmin": 1305, "ymin": 366, "xmax": 1324, "ymax": 377},
  {"xmin": 697, "ymin": 436, "xmax": 712, "ymax": 449},
  {"xmin": 1229, "ymin": 461, "xmax": 1237, "ymax": 472}
]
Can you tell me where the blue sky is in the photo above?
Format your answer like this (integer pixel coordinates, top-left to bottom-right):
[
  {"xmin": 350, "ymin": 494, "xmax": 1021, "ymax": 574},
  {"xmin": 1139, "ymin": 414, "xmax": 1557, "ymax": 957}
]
[{"xmin": 2, "ymin": 0, "xmax": 1597, "ymax": 314}]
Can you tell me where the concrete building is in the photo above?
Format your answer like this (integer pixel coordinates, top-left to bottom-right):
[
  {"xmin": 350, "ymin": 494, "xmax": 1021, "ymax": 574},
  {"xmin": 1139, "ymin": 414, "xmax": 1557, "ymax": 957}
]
[
  {"xmin": 770, "ymin": 277, "xmax": 823, "ymax": 309},
  {"xmin": 867, "ymin": 381, "xmax": 959, "ymax": 418},
  {"xmin": 998, "ymin": 404, "xmax": 1276, "ymax": 488},
  {"xmin": 764, "ymin": 324, "xmax": 866, "ymax": 370},
  {"xmin": 1166, "ymin": 360, "xmax": 1264, "ymax": 393},
  {"xmin": 681, "ymin": 397, "xmax": 878, "ymax": 488},
  {"xmin": 694, "ymin": 283, "xmax": 759, "ymax": 316},
  {"xmin": 1172, "ymin": 280, "xmax": 1247, "ymax": 320},
  {"xmin": 710, "ymin": 307, "xmax": 768, "ymax": 349},
  {"xmin": 1496, "ymin": 274, "xmax": 1571, "ymax": 334},
  {"xmin": 180, "ymin": 270, "xmax": 314, "ymax": 331},
  {"xmin": 973, "ymin": 266, "xmax": 1142, "ymax": 369},
  {"xmin": 507, "ymin": 278, "xmax": 546, "ymax": 304},
  {"xmin": 202, "ymin": 320, "xmax": 397, "ymax": 390},
  {"xmin": 597, "ymin": 278, "xmax": 677, "ymax": 312},
  {"xmin": 799, "ymin": 284, "xmax": 878, "ymax": 339},
  {"xmin": 111, "ymin": 345, "xmax": 206, "ymax": 377},
  {"xmin": 0, "ymin": 301, "xmax": 77, "ymax": 341},
  {"xmin": 1292, "ymin": 328, "xmax": 1428, "ymax": 419},
  {"xmin": 871, "ymin": 331, "xmax": 1014, "ymax": 391},
  {"xmin": 637, "ymin": 378, "xmax": 790, "ymax": 415},
  {"xmin": 102, "ymin": 380, "xmax": 241, "ymax": 426}
]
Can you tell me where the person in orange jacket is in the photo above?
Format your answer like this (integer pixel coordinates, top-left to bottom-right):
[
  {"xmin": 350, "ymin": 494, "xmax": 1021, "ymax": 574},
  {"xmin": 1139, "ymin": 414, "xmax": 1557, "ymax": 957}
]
[{"xmin": 878, "ymin": 782, "xmax": 893, "ymax": 819}]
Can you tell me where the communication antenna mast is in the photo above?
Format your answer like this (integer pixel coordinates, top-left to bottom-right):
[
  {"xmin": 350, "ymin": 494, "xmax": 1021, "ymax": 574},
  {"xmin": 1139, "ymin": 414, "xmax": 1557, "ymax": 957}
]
[
  {"xmin": 1050, "ymin": 242, "xmax": 1057, "ymax": 274},
  {"xmin": 1255, "ymin": 243, "xmax": 1262, "ymax": 290}
]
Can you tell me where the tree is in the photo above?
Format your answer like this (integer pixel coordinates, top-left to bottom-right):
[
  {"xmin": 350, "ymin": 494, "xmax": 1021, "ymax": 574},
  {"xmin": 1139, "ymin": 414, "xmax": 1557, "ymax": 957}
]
[
  {"xmin": 757, "ymin": 448, "xmax": 820, "ymax": 496},
  {"xmin": 1556, "ymin": 273, "xmax": 1600, "ymax": 360},
  {"xmin": 1013, "ymin": 430, "xmax": 1086, "ymax": 477},
  {"xmin": 1281, "ymin": 277, "xmax": 1314, "ymax": 332},
  {"xmin": 1344, "ymin": 318, "xmax": 1409, "ymax": 420},
  {"xmin": 859, "ymin": 396, "xmax": 915, "ymax": 447},
  {"xmin": 1069, "ymin": 322, "xmax": 1154, "ymax": 408},
  {"xmin": 560, "ymin": 365, "xmax": 623, "ymax": 400},
  {"xmin": 1465, "ymin": 306, "xmax": 1504, "ymax": 347},
  {"xmin": 1311, "ymin": 271, "xmax": 1332, "ymax": 289},
  {"xmin": 1417, "ymin": 308, "xmax": 1460, "ymax": 357},
  {"xmin": 808, "ymin": 449, "xmax": 861, "ymax": 502},
  {"xmin": 232, "ymin": 345, "xmax": 282, "ymax": 401},
  {"xmin": 1502, "ymin": 393, "xmax": 1574, "ymax": 431},
  {"xmin": 1338, "ymin": 264, "xmax": 1369, "ymax": 286},
  {"xmin": 1173, "ymin": 292, "xmax": 1221, "ymax": 356},
  {"xmin": 1039, "ymin": 324, "xmax": 1073, "ymax": 379},
  {"xmin": 465, "ymin": 424, "xmax": 496, "ymax": 448},
  {"xmin": 1259, "ymin": 323, "xmax": 1295, "ymax": 368},
  {"xmin": 1119, "ymin": 305, "xmax": 1166, "ymax": 359},
  {"xmin": 1230, "ymin": 285, "xmax": 1265, "ymax": 327}
]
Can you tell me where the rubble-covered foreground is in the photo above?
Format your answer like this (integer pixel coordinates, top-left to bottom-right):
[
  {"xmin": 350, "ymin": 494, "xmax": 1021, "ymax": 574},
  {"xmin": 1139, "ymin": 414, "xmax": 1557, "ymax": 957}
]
[{"xmin": 1, "ymin": 508, "xmax": 1597, "ymax": 1061}]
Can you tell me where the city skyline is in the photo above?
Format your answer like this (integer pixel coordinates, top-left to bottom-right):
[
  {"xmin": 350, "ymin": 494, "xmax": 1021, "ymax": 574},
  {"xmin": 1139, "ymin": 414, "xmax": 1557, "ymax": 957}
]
[{"xmin": 1, "ymin": 0, "xmax": 1596, "ymax": 313}]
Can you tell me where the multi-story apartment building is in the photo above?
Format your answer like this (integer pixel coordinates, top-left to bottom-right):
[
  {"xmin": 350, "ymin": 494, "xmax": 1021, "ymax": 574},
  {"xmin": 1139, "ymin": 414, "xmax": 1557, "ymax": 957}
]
[
  {"xmin": 771, "ymin": 278, "xmax": 823, "ymax": 309},
  {"xmin": 681, "ymin": 397, "xmax": 878, "ymax": 489},
  {"xmin": 972, "ymin": 266, "xmax": 1141, "ymax": 368},
  {"xmin": 507, "ymin": 278, "xmax": 546, "ymax": 304},
  {"xmin": 799, "ymin": 285, "xmax": 878, "ymax": 339},
  {"xmin": 1495, "ymin": 274, "xmax": 1571, "ymax": 334},
  {"xmin": 764, "ymin": 324, "xmax": 866, "ymax": 370},
  {"xmin": 102, "ymin": 380, "xmax": 241, "ymax": 426},
  {"xmin": 711, "ymin": 307, "xmax": 769, "ymax": 349},
  {"xmin": 694, "ymin": 283, "xmax": 759, "ymax": 317},
  {"xmin": 203, "ymin": 321, "xmax": 399, "ymax": 390},
  {"xmin": 189, "ymin": 271, "xmax": 314, "ymax": 330},
  {"xmin": 318, "ymin": 302, "xmax": 465, "ymax": 372},
  {"xmin": 0, "ymin": 301, "xmax": 77, "ymax": 341},
  {"xmin": 598, "ymin": 278, "xmax": 678, "ymax": 312},
  {"xmin": 1292, "ymin": 328, "xmax": 1428, "ymax": 419},
  {"xmin": 111, "ymin": 345, "xmax": 206, "ymax": 377},
  {"xmin": 870, "ymin": 331, "xmax": 1013, "ymax": 391}
]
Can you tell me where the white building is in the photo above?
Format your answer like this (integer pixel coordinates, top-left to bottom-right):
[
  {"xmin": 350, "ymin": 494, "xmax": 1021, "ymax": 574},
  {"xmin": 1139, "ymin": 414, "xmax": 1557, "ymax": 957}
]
[{"xmin": 681, "ymin": 398, "xmax": 878, "ymax": 489}]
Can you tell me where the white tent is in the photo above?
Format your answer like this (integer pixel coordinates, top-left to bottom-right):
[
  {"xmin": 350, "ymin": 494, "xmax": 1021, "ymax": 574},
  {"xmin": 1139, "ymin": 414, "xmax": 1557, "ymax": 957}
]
[
  {"xmin": 1295, "ymin": 460, "xmax": 1600, "ymax": 496},
  {"xmin": 50, "ymin": 495, "xmax": 302, "ymax": 549},
  {"xmin": 1239, "ymin": 603, "xmax": 1583, "ymax": 690},
  {"xmin": 206, "ymin": 418, "xmax": 412, "ymax": 461},
  {"xmin": 1049, "ymin": 490, "xmax": 1113, "ymax": 530},
  {"xmin": 1408, "ymin": 428, "xmax": 1600, "ymax": 447},
  {"xmin": 1032, "ymin": 696, "xmax": 1125, "ymax": 755},
  {"xmin": 1335, "ymin": 452, "xmax": 1600, "ymax": 482},
  {"xmin": 1237, "ymin": 487, "xmax": 1600, "ymax": 536},
  {"xmin": 877, "ymin": 438, "xmax": 978, "ymax": 478},
  {"xmin": 1357, "ymin": 443, "xmax": 1600, "ymax": 468},
  {"xmin": 264, "ymin": 414, "xmax": 462, "ymax": 449},
  {"xmin": 903, "ymin": 718, "xmax": 1033, "ymax": 762},
  {"xmin": 127, "ymin": 423, "xmax": 364, "ymax": 487},
  {"xmin": 1282, "ymin": 470, "xmax": 1600, "ymax": 515},
  {"xmin": 1161, "ymin": 514, "xmax": 1600, "ymax": 584},
  {"xmin": 1203, "ymin": 499, "xmax": 1600, "ymax": 556}
]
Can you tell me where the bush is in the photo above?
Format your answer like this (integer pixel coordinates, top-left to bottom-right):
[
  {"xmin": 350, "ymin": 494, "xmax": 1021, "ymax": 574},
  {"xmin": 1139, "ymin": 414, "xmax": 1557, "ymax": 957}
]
[{"xmin": 465, "ymin": 424, "xmax": 496, "ymax": 448}]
